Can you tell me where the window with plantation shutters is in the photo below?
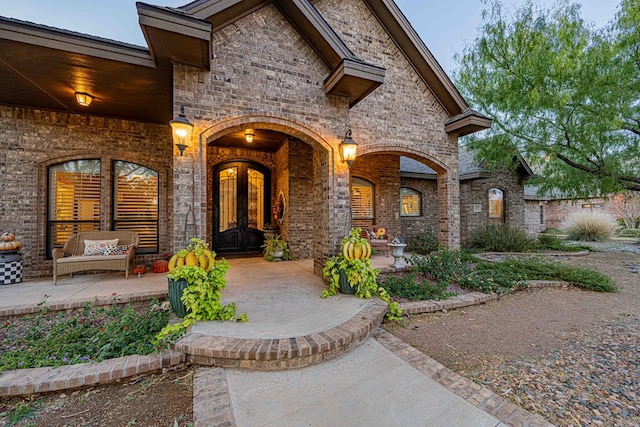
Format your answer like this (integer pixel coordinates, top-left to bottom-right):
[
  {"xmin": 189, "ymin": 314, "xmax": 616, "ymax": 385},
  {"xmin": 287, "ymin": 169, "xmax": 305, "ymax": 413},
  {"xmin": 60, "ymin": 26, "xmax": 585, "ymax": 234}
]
[
  {"xmin": 48, "ymin": 160, "xmax": 101, "ymax": 254},
  {"xmin": 113, "ymin": 161, "xmax": 158, "ymax": 253},
  {"xmin": 488, "ymin": 188, "xmax": 505, "ymax": 224},
  {"xmin": 400, "ymin": 187, "xmax": 421, "ymax": 217},
  {"xmin": 351, "ymin": 177, "xmax": 374, "ymax": 221},
  {"xmin": 47, "ymin": 159, "xmax": 160, "ymax": 258}
]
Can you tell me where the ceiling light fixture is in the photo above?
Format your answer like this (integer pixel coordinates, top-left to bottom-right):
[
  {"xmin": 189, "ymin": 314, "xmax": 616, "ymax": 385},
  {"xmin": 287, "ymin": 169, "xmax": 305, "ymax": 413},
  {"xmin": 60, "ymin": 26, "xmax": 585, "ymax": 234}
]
[
  {"xmin": 75, "ymin": 92, "xmax": 93, "ymax": 107},
  {"xmin": 245, "ymin": 130, "xmax": 254, "ymax": 143}
]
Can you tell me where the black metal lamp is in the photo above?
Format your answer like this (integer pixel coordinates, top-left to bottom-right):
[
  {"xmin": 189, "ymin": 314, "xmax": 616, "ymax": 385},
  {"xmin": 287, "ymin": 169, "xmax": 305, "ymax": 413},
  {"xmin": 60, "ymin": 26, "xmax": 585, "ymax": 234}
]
[
  {"xmin": 170, "ymin": 105, "xmax": 194, "ymax": 156},
  {"xmin": 339, "ymin": 129, "xmax": 358, "ymax": 168}
]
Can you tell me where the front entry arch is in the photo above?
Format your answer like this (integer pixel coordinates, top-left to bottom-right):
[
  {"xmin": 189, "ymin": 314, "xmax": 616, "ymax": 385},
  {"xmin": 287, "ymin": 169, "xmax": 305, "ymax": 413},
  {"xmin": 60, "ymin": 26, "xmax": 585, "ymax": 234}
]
[{"xmin": 213, "ymin": 161, "xmax": 271, "ymax": 254}]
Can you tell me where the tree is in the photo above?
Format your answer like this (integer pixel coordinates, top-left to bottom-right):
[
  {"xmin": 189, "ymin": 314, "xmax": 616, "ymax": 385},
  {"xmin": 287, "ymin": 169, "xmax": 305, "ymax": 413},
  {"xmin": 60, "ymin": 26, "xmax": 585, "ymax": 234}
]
[{"xmin": 455, "ymin": 0, "xmax": 640, "ymax": 198}]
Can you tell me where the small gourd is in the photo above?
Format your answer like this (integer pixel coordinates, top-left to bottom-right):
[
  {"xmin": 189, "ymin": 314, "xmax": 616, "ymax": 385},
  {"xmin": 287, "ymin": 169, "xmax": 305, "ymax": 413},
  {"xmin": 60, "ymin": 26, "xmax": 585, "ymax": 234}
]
[
  {"xmin": 152, "ymin": 260, "xmax": 169, "ymax": 273},
  {"xmin": 133, "ymin": 265, "xmax": 147, "ymax": 275},
  {"xmin": 1, "ymin": 231, "xmax": 15, "ymax": 242}
]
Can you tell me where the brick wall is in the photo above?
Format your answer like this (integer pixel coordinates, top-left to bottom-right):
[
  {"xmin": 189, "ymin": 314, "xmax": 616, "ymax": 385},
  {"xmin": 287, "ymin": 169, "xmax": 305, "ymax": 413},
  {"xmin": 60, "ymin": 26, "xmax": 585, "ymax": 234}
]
[
  {"xmin": 350, "ymin": 154, "xmax": 401, "ymax": 237},
  {"xmin": 399, "ymin": 177, "xmax": 438, "ymax": 242},
  {"xmin": 459, "ymin": 171, "xmax": 526, "ymax": 245},
  {"xmin": 0, "ymin": 106, "xmax": 173, "ymax": 278},
  {"xmin": 541, "ymin": 197, "xmax": 618, "ymax": 230}
]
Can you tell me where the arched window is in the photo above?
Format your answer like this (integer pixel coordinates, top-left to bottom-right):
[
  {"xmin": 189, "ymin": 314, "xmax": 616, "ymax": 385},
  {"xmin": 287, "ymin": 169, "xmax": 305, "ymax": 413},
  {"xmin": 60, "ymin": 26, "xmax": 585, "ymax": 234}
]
[
  {"xmin": 400, "ymin": 187, "xmax": 421, "ymax": 217},
  {"xmin": 488, "ymin": 188, "xmax": 505, "ymax": 224},
  {"xmin": 48, "ymin": 159, "xmax": 101, "ymax": 253},
  {"xmin": 351, "ymin": 177, "xmax": 374, "ymax": 223},
  {"xmin": 113, "ymin": 161, "xmax": 159, "ymax": 253},
  {"xmin": 47, "ymin": 159, "xmax": 159, "ymax": 257}
]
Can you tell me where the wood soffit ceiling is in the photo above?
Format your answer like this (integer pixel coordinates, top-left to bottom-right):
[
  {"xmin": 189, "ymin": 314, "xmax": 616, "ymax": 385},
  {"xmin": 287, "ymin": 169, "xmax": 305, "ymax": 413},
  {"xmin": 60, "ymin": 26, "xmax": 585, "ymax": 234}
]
[{"xmin": 0, "ymin": 0, "xmax": 488, "ymax": 133}]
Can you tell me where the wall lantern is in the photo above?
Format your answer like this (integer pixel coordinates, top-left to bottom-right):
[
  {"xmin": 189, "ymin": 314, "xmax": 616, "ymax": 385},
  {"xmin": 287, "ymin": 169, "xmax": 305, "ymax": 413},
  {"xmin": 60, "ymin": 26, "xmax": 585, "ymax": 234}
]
[
  {"xmin": 170, "ymin": 105, "xmax": 194, "ymax": 156},
  {"xmin": 339, "ymin": 129, "xmax": 358, "ymax": 168},
  {"xmin": 75, "ymin": 92, "xmax": 93, "ymax": 107},
  {"xmin": 245, "ymin": 130, "xmax": 254, "ymax": 143}
]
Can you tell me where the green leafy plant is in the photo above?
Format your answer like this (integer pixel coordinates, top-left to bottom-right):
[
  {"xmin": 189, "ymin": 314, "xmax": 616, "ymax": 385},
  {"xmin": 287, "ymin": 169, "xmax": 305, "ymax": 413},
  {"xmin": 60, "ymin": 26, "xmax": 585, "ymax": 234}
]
[
  {"xmin": 407, "ymin": 228, "xmax": 439, "ymax": 255},
  {"xmin": 562, "ymin": 211, "xmax": 617, "ymax": 241},
  {"xmin": 0, "ymin": 298, "xmax": 170, "ymax": 371},
  {"xmin": 378, "ymin": 272, "xmax": 457, "ymax": 301},
  {"xmin": 154, "ymin": 239, "xmax": 247, "ymax": 345},
  {"xmin": 322, "ymin": 228, "xmax": 403, "ymax": 321},
  {"xmin": 617, "ymin": 228, "xmax": 640, "ymax": 238},
  {"xmin": 261, "ymin": 234, "xmax": 290, "ymax": 261},
  {"xmin": 471, "ymin": 224, "xmax": 539, "ymax": 252}
]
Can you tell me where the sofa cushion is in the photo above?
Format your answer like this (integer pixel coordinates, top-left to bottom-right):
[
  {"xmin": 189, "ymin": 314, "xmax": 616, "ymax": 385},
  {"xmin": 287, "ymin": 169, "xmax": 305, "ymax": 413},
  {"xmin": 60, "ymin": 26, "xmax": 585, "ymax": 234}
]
[
  {"xmin": 83, "ymin": 239, "xmax": 119, "ymax": 256},
  {"xmin": 102, "ymin": 244, "xmax": 132, "ymax": 256},
  {"xmin": 57, "ymin": 254, "xmax": 128, "ymax": 263}
]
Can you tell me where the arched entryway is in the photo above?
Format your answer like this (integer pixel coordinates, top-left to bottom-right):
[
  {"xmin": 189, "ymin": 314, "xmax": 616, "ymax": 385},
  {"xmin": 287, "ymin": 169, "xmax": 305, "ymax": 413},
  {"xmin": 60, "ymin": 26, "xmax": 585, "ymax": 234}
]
[{"xmin": 212, "ymin": 160, "xmax": 271, "ymax": 254}]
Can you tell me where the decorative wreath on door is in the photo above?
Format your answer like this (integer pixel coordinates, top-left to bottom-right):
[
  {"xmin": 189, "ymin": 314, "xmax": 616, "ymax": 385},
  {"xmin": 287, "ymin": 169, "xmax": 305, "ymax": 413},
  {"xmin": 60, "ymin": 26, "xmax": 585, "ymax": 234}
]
[{"xmin": 273, "ymin": 191, "xmax": 286, "ymax": 225}]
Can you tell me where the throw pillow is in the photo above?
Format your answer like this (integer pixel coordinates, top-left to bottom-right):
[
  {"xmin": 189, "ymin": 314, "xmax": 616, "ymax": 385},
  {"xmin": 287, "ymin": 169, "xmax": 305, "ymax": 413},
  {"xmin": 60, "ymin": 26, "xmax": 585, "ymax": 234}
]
[
  {"xmin": 84, "ymin": 239, "xmax": 119, "ymax": 256},
  {"xmin": 102, "ymin": 244, "xmax": 132, "ymax": 256}
]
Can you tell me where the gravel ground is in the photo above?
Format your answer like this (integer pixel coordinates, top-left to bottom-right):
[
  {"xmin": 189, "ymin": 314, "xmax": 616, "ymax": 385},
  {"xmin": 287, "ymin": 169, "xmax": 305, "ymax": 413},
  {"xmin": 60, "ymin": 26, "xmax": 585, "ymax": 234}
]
[{"xmin": 387, "ymin": 247, "xmax": 640, "ymax": 427}]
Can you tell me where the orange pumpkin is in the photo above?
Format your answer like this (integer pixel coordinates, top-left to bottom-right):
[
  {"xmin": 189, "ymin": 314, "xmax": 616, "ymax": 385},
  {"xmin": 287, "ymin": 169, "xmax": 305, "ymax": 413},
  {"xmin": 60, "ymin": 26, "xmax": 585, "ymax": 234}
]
[
  {"xmin": 152, "ymin": 260, "xmax": 169, "ymax": 273},
  {"xmin": 133, "ymin": 265, "xmax": 147, "ymax": 275}
]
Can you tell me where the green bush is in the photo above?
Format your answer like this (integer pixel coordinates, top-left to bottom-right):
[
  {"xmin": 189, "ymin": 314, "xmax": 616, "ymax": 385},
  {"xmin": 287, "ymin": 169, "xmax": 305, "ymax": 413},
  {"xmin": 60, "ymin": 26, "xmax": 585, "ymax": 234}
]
[
  {"xmin": 406, "ymin": 249, "xmax": 468, "ymax": 287},
  {"xmin": 378, "ymin": 272, "xmax": 457, "ymax": 301},
  {"xmin": 0, "ymin": 300, "xmax": 170, "ymax": 371},
  {"xmin": 480, "ymin": 257, "xmax": 617, "ymax": 292},
  {"xmin": 541, "ymin": 227, "xmax": 564, "ymax": 235},
  {"xmin": 536, "ymin": 233, "xmax": 585, "ymax": 251},
  {"xmin": 563, "ymin": 211, "xmax": 616, "ymax": 241},
  {"xmin": 617, "ymin": 228, "xmax": 640, "ymax": 238},
  {"xmin": 471, "ymin": 224, "xmax": 538, "ymax": 252},
  {"xmin": 407, "ymin": 228, "xmax": 439, "ymax": 255}
]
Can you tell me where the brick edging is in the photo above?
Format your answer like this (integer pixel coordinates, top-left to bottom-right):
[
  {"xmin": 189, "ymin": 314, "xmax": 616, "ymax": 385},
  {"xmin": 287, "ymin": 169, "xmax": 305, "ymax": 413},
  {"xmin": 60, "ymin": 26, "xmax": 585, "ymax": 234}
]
[
  {"xmin": 374, "ymin": 329, "xmax": 554, "ymax": 427},
  {"xmin": 0, "ymin": 290, "xmax": 169, "ymax": 318},
  {"xmin": 0, "ymin": 350, "xmax": 184, "ymax": 398},
  {"xmin": 398, "ymin": 281, "xmax": 571, "ymax": 315},
  {"xmin": 173, "ymin": 299, "xmax": 389, "ymax": 370},
  {"xmin": 193, "ymin": 367, "xmax": 237, "ymax": 427}
]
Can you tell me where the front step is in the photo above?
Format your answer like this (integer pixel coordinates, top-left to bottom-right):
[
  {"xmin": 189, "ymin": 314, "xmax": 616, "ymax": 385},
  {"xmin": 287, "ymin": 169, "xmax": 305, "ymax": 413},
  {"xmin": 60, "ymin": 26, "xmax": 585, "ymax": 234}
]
[{"xmin": 172, "ymin": 299, "xmax": 388, "ymax": 370}]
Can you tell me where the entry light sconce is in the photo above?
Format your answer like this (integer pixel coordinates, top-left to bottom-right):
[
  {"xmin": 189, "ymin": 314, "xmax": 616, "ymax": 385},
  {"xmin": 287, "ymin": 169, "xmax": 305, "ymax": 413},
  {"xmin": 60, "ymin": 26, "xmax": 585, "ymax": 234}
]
[
  {"xmin": 75, "ymin": 92, "xmax": 93, "ymax": 107},
  {"xmin": 245, "ymin": 130, "xmax": 254, "ymax": 143},
  {"xmin": 170, "ymin": 105, "xmax": 194, "ymax": 156},
  {"xmin": 339, "ymin": 129, "xmax": 358, "ymax": 168}
]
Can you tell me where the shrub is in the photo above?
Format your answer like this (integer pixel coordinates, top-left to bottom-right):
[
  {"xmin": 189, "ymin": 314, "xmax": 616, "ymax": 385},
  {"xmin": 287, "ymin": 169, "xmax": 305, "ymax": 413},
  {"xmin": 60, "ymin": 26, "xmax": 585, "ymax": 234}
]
[
  {"xmin": 480, "ymin": 257, "xmax": 617, "ymax": 292},
  {"xmin": 378, "ymin": 272, "xmax": 457, "ymax": 301},
  {"xmin": 541, "ymin": 227, "xmax": 564, "ymax": 235},
  {"xmin": 407, "ymin": 228, "xmax": 439, "ymax": 254},
  {"xmin": 562, "ymin": 211, "xmax": 617, "ymax": 241},
  {"xmin": 406, "ymin": 249, "xmax": 468, "ymax": 287},
  {"xmin": 617, "ymin": 228, "xmax": 640, "ymax": 238},
  {"xmin": 0, "ymin": 300, "xmax": 170, "ymax": 371},
  {"xmin": 470, "ymin": 224, "xmax": 538, "ymax": 252}
]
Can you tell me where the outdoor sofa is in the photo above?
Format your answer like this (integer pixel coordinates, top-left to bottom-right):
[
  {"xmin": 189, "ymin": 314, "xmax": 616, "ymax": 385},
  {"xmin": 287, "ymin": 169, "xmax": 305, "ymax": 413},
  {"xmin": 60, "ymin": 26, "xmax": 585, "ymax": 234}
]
[{"xmin": 52, "ymin": 230, "xmax": 139, "ymax": 285}]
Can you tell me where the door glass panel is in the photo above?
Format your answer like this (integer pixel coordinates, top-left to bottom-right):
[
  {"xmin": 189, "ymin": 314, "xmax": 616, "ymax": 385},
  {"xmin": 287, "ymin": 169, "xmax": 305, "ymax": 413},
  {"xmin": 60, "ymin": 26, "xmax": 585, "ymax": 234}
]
[
  {"xmin": 247, "ymin": 168, "xmax": 265, "ymax": 230},
  {"xmin": 219, "ymin": 167, "xmax": 237, "ymax": 232}
]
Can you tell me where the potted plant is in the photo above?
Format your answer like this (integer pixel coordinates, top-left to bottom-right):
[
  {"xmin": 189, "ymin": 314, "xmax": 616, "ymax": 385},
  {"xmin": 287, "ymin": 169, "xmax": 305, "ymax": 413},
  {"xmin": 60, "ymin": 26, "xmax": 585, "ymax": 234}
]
[
  {"xmin": 263, "ymin": 223, "xmax": 279, "ymax": 240},
  {"xmin": 322, "ymin": 228, "xmax": 403, "ymax": 321},
  {"xmin": 261, "ymin": 234, "xmax": 290, "ymax": 261},
  {"xmin": 154, "ymin": 238, "xmax": 247, "ymax": 345}
]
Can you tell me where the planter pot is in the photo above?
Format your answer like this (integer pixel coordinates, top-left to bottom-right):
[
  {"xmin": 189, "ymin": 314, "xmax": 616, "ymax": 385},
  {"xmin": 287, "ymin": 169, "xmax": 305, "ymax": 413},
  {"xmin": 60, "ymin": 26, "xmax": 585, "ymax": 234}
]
[
  {"xmin": 338, "ymin": 269, "xmax": 356, "ymax": 294},
  {"xmin": 168, "ymin": 278, "xmax": 189, "ymax": 318},
  {"xmin": 271, "ymin": 250, "xmax": 284, "ymax": 260}
]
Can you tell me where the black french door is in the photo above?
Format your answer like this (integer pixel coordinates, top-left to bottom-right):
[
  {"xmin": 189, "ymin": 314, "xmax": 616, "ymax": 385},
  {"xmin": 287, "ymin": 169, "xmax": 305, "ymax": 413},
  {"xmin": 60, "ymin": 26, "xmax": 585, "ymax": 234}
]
[{"xmin": 213, "ymin": 161, "xmax": 270, "ymax": 254}]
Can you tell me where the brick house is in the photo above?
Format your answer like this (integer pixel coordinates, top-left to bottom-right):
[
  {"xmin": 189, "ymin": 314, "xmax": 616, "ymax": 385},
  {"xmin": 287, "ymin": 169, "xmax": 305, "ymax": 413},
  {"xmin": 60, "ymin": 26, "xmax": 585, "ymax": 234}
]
[
  {"xmin": 0, "ymin": 0, "xmax": 496, "ymax": 279},
  {"xmin": 398, "ymin": 146, "xmax": 533, "ymax": 246}
]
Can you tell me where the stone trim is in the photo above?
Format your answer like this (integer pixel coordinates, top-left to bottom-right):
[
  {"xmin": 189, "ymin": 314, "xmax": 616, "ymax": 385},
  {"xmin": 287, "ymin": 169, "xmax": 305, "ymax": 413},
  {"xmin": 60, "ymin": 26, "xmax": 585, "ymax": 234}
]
[
  {"xmin": 193, "ymin": 368, "xmax": 237, "ymax": 427},
  {"xmin": 172, "ymin": 299, "xmax": 388, "ymax": 370},
  {"xmin": 374, "ymin": 329, "xmax": 554, "ymax": 427},
  {"xmin": 0, "ymin": 290, "xmax": 168, "ymax": 318},
  {"xmin": 0, "ymin": 350, "xmax": 184, "ymax": 398}
]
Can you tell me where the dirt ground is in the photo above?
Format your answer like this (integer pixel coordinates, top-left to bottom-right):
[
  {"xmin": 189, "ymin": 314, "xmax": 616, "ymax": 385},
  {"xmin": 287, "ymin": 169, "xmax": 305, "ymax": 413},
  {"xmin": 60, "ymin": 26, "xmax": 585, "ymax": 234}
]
[
  {"xmin": 386, "ymin": 250, "xmax": 640, "ymax": 426},
  {"xmin": 1, "ymin": 249, "xmax": 638, "ymax": 426},
  {"xmin": 0, "ymin": 368, "xmax": 193, "ymax": 427}
]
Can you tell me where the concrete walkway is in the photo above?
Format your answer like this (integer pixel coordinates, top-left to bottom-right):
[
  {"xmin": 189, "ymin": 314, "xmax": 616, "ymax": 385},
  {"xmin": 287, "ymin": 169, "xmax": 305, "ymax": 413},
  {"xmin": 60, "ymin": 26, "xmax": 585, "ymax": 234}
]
[{"xmin": 0, "ymin": 256, "xmax": 552, "ymax": 426}]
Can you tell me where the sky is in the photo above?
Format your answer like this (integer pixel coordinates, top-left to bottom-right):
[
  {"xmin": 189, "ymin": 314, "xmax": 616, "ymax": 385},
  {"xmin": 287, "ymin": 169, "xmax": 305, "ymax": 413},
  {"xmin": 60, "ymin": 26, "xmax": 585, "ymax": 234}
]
[{"xmin": 0, "ymin": 0, "xmax": 621, "ymax": 75}]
